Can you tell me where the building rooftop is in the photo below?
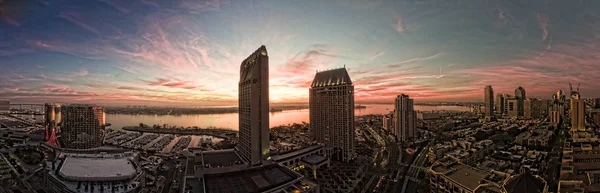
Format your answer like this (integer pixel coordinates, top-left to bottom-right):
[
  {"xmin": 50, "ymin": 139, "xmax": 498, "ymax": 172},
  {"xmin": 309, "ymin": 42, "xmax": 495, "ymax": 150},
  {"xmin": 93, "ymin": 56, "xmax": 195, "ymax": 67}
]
[
  {"xmin": 57, "ymin": 153, "xmax": 138, "ymax": 182},
  {"xmin": 431, "ymin": 161, "xmax": 489, "ymax": 191},
  {"xmin": 48, "ymin": 152, "xmax": 142, "ymax": 193},
  {"xmin": 301, "ymin": 155, "xmax": 327, "ymax": 165},
  {"xmin": 503, "ymin": 172, "xmax": 546, "ymax": 193},
  {"xmin": 188, "ymin": 163, "xmax": 310, "ymax": 193},
  {"xmin": 310, "ymin": 68, "xmax": 352, "ymax": 88},
  {"xmin": 270, "ymin": 145, "xmax": 323, "ymax": 162},
  {"xmin": 201, "ymin": 149, "xmax": 244, "ymax": 167}
]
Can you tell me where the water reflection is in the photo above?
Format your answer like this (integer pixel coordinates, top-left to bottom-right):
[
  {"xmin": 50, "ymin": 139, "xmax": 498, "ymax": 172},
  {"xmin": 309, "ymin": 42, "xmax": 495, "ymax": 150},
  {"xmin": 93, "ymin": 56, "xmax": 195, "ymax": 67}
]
[{"xmin": 106, "ymin": 104, "xmax": 469, "ymax": 130}]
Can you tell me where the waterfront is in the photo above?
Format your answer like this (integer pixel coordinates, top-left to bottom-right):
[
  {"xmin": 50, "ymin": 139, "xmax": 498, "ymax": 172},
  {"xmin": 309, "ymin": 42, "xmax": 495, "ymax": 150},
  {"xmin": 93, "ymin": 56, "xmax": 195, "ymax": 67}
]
[
  {"xmin": 14, "ymin": 104, "xmax": 469, "ymax": 130},
  {"xmin": 107, "ymin": 104, "xmax": 469, "ymax": 130}
]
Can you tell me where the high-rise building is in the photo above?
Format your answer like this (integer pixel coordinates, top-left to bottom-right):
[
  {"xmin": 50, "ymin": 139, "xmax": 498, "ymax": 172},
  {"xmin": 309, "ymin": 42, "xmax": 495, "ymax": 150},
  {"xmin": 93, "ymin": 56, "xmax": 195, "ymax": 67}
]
[
  {"xmin": 394, "ymin": 94, "xmax": 416, "ymax": 142},
  {"xmin": 595, "ymin": 98, "xmax": 600, "ymax": 109},
  {"xmin": 514, "ymin": 86, "xmax": 526, "ymax": 117},
  {"xmin": 59, "ymin": 104, "xmax": 105, "ymax": 149},
  {"xmin": 309, "ymin": 67, "xmax": 355, "ymax": 162},
  {"xmin": 540, "ymin": 99, "xmax": 551, "ymax": 118},
  {"xmin": 237, "ymin": 45, "xmax": 270, "ymax": 165},
  {"xmin": 505, "ymin": 97, "xmax": 519, "ymax": 118},
  {"xmin": 525, "ymin": 98, "xmax": 545, "ymax": 119},
  {"xmin": 524, "ymin": 99, "xmax": 532, "ymax": 119},
  {"xmin": 0, "ymin": 100, "xmax": 8, "ymax": 114},
  {"xmin": 484, "ymin": 86, "xmax": 494, "ymax": 118},
  {"xmin": 550, "ymin": 110, "xmax": 561, "ymax": 124},
  {"xmin": 495, "ymin": 94, "xmax": 505, "ymax": 116},
  {"xmin": 570, "ymin": 94, "xmax": 585, "ymax": 132},
  {"xmin": 382, "ymin": 112, "xmax": 393, "ymax": 131}
]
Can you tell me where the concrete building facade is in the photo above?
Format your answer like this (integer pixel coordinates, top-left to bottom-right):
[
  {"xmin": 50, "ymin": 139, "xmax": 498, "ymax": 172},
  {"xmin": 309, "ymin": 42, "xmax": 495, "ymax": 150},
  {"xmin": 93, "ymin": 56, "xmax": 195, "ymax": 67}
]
[
  {"xmin": 394, "ymin": 94, "xmax": 416, "ymax": 142},
  {"xmin": 237, "ymin": 45, "xmax": 270, "ymax": 165},
  {"xmin": 309, "ymin": 67, "xmax": 355, "ymax": 162},
  {"xmin": 515, "ymin": 86, "xmax": 526, "ymax": 117},
  {"xmin": 484, "ymin": 86, "xmax": 494, "ymax": 118},
  {"xmin": 495, "ymin": 94, "xmax": 505, "ymax": 116}
]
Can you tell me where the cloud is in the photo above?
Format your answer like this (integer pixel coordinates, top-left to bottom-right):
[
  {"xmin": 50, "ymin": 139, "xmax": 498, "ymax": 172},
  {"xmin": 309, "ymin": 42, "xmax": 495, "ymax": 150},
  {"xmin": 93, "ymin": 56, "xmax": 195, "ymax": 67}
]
[
  {"xmin": 394, "ymin": 17, "xmax": 405, "ymax": 33},
  {"xmin": 73, "ymin": 69, "xmax": 89, "ymax": 76},
  {"xmin": 58, "ymin": 12, "xmax": 100, "ymax": 35},
  {"xmin": 145, "ymin": 77, "xmax": 202, "ymax": 90},
  {"xmin": 537, "ymin": 13, "xmax": 549, "ymax": 41},
  {"xmin": 388, "ymin": 53, "xmax": 445, "ymax": 68}
]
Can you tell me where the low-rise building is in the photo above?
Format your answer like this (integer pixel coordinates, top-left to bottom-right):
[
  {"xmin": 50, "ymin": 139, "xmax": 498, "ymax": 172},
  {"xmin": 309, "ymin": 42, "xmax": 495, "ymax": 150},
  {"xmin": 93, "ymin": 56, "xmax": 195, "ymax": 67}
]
[
  {"xmin": 515, "ymin": 129, "xmax": 554, "ymax": 147},
  {"xmin": 45, "ymin": 151, "xmax": 144, "ymax": 193}
]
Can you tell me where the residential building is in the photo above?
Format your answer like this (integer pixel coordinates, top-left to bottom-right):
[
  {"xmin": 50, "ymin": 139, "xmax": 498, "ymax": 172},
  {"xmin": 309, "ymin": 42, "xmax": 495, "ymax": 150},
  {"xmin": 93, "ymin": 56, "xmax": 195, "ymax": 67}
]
[
  {"xmin": 484, "ymin": 86, "xmax": 494, "ymax": 118},
  {"xmin": 237, "ymin": 45, "xmax": 270, "ymax": 165},
  {"xmin": 393, "ymin": 94, "xmax": 416, "ymax": 142},
  {"xmin": 525, "ymin": 98, "xmax": 547, "ymax": 119},
  {"xmin": 59, "ymin": 104, "xmax": 105, "ymax": 149},
  {"xmin": 571, "ymin": 97, "xmax": 586, "ymax": 132},
  {"xmin": 595, "ymin": 98, "xmax": 600, "ymax": 109},
  {"xmin": 309, "ymin": 67, "xmax": 355, "ymax": 162},
  {"xmin": 515, "ymin": 129, "xmax": 554, "ymax": 147},
  {"xmin": 382, "ymin": 112, "xmax": 393, "ymax": 130},
  {"xmin": 429, "ymin": 157, "xmax": 511, "ymax": 193},
  {"xmin": 505, "ymin": 97, "xmax": 519, "ymax": 118},
  {"xmin": 495, "ymin": 94, "xmax": 505, "ymax": 116},
  {"xmin": 515, "ymin": 86, "xmax": 526, "ymax": 117}
]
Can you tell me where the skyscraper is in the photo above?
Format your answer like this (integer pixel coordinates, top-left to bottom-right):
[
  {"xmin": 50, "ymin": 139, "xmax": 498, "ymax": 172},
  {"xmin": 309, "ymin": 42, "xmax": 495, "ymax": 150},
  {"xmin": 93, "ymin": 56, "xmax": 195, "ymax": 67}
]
[
  {"xmin": 595, "ymin": 98, "xmax": 600, "ymax": 109},
  {"xmin": 570, "ymin": 88, "xmax": 585, "ymax": 132},
  {"xmin": 484, "ymin": 86, "xmax": 494, "ymax": 118},
  {"xmin": 495, "ymin": 94, "xmax": 505, "ymax": 116},
  {"xmin": 394, "ymin": 94, "xmax": 416, "ymax": 142},
  {"xmin": 514, "ymin": 86, "xmax": 526, "ymax": 117},
  {"xmin": 237, "ymin": 45, "xmax": 270, "ymax": 165},
  {"xmin": 310, "ymin": 67, "xmax": 355, "ymax": 162},
  {"xmin": 59, "ymin": 104, "xmax": 105, "ymax": 149}
]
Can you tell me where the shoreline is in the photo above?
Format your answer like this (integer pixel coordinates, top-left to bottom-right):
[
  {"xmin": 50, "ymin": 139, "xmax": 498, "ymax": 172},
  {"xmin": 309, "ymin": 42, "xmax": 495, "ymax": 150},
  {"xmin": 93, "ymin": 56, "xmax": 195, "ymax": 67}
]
[
  {"xmin": 105, "ymin": 105, "xmax": 309, "ymax": 115},
  {"xmin": 122, "ymin": 126, "xmax": 237, "ymax": 139}
]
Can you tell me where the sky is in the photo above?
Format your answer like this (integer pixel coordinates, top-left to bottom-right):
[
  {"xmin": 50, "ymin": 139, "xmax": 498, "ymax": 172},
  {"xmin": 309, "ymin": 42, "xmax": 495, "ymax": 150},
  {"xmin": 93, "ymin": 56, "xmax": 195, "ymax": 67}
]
[{"xmin": 1, "ymin": 0, "xmax": 599, "ymax": 106}]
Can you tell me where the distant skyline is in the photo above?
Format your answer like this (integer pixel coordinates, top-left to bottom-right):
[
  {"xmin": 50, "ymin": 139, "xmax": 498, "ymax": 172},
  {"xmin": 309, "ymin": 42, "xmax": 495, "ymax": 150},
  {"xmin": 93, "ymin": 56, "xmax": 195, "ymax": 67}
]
[{"xmin": 1, "ymin": 0, "xmax": 600, "ymax": 105}]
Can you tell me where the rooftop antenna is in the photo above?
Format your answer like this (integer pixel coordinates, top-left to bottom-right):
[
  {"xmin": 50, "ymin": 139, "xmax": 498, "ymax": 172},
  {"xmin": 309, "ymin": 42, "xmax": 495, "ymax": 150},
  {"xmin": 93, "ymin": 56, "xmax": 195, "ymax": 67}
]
[
  {"xmin": 577, "ymin": 83, "xmax": 580, "ymax": 92},
  {"xmin": 569, "ymin": 82, "xmax": 573, "ymax": 92}
]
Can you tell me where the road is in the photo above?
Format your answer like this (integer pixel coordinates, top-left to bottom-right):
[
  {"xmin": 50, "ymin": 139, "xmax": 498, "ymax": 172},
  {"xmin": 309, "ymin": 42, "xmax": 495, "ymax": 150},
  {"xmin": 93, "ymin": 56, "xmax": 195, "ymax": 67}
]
[{"xmin": 400, "ymin": 141, "xmax": 431, "ymax": 193}]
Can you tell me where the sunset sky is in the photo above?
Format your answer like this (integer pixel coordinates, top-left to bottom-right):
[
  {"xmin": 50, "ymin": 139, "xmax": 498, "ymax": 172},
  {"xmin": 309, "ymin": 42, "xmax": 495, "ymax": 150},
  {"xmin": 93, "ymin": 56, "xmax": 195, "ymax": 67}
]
[{"xmin": 1, "ymin": 0, "xmax": 599, "ymax": 106}]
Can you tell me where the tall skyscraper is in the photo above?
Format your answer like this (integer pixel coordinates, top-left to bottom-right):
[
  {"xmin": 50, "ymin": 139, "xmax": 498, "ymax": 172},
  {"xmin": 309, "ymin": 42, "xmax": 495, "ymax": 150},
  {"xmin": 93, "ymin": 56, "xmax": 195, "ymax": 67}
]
[
  {"xmin": 310, "ymin": 67, "xmax": 355, "ymax": 162},
  {"xmin": 59, "ymin": 104, "xmax": 105, "ymax": 149},
  {"xmin": 484, "ymin": 86, "xmax": 494, "ymax": 118},
  {"xmin": 0, "ymin": 100, "xmax": 8, "ymax": 114},
  {"xmin": 570, "ymin": 87, "xmax": 585, "ymax": 132},
  {"xmin": 495, "ymin": 94, "xmax": 505, "ymax": 116},
  {"xmin": 237, "ymin": 45, "xmax": 270, "ymax": 165},
  {"xmin": 394, "ymin": 94, "xmax": 416, "ymax": 142},
  {"xmin": 514, "ymin": 86, "xmax": 526, "ymax": 117}
]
